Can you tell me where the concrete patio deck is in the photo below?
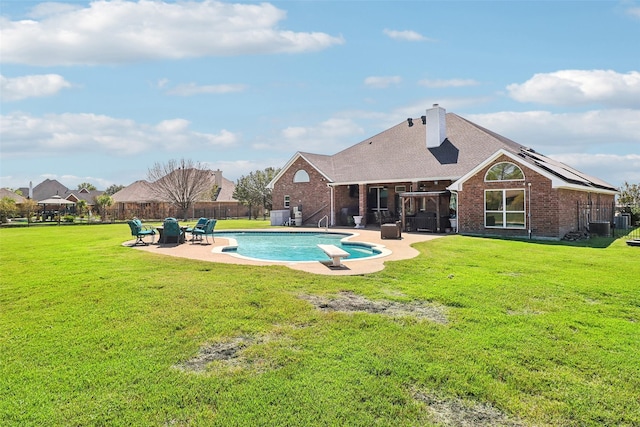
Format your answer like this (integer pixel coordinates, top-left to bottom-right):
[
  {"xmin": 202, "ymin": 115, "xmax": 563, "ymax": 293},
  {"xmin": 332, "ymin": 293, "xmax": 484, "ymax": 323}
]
[{"xmin": 125, "ymin": 227, "xmax": 447, "ymax": 275}]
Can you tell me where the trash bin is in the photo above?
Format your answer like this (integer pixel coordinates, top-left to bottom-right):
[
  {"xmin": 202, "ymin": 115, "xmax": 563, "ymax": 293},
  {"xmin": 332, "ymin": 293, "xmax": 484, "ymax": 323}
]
[{"xmin": 381, "ymin": 221, "xmax": 402, "ymax": 239}]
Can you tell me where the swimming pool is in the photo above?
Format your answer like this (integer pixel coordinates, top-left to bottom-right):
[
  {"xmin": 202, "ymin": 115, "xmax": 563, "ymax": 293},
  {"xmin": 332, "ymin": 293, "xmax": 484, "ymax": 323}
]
[{"xmin": 215, "ymin": 231, "xmax": 386, "ymax": 263}]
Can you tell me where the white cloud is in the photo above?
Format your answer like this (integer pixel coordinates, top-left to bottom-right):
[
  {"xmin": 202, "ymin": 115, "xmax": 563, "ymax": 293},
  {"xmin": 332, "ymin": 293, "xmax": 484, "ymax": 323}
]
[
  {"xmin": 166, "ymin": 83, "xmax": 248, "ymax": 96},
  {"xmin": 256, "ymin": 117, "xmax": 365, "ymax": 154},
  {"xmin": 468, "ymin": 109, "xmax": 640, "ymax": 186},
  {"xmin": 364, "ymin": 76, "xmax": 402, "ymax": 88},
  {"xmin": 467, "ymin": 109, "xmax": 640, "ymax": 150},
  {"xmin": 0, "ymin": 74, "xmax": 72, "ymax": 101},
  {"xmin": 507, "ymin": 70, "xmax": 640, "ymax": 108},
  {"xmin": 1, "ymin": 0, "xmax": 344, "ymax": 66},
  {"xmin": 626, "ymin": 6, "xmax": 640, "ymax": 18},
  {"xmin": 0, "ymin": 112, "xmax": 239, "ymax": 157},
  {"xmin": 549, "ymin": 153, "xmax": 640, "ymax": 187},
  {"xmin": 383, "ymin": 29, "xmax": 431, "ymax": 42},
  {"xmin": 418, "ymin": 78, "xmax": 479, "ymax": 88}
]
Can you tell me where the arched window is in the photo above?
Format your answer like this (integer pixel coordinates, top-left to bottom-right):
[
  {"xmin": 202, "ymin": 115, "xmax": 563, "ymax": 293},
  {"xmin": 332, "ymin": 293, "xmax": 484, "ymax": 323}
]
[
  {"xmin": 293, "ymin": 170, "xmax": 310, "ymax": 183},
  {"xmin": 485, "ymin": 162, "xmax": 524, "ymax": 181}
]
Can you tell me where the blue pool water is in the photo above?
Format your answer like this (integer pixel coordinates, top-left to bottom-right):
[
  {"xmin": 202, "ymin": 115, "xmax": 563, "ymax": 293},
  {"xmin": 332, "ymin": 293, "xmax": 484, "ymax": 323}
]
[{"xmin": 217, "ymin": 231, "xmax": 381, "ymax": 262}]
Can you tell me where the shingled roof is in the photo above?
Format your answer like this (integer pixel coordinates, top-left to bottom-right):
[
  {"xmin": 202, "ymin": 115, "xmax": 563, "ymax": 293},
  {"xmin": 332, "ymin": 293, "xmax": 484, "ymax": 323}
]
[
  {"xmin": 0, "ymin": 188, "xmax": 27, "ymax": 203},
  {"xmin": 111, "ymin": 180, "xmax": 158, "ymax": 203},
  {"xmin": 286, "ymin": 113, "xmax": 523, "ymax": 185},
  {"xmin": 112, "ymin": 171, "xmax": 238, "ymax": 203},
  {"xmin": 273, "ymin": 110, "xmax": 616, "ymax": 192}
]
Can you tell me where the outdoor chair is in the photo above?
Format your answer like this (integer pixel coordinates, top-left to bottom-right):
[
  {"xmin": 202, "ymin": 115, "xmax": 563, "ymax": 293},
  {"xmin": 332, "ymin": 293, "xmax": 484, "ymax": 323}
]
[
  {"xmin": 161, "ymin": 217, "xmax": 185, "ymax": 244},
  {"xmin": 186, "ymin": 217, "xmax": 207, "ymax": 237},
  {"xmin": 191, "ymin": 219, "xmax": 217, "ymax": 244},
  {"xmin": 127, "ymin": 218, "xmax": 156, "ymax": 246}
]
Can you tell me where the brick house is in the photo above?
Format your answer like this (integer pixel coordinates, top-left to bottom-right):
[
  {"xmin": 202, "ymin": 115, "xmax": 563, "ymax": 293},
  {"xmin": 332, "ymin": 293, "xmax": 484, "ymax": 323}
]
[
  {"xmin": 268, "ymin": 105, "xmax": 617, "ymax": 240},
  {"xmin": 112, "ymin": 169, "xmax": 247, "ymax": 220}
]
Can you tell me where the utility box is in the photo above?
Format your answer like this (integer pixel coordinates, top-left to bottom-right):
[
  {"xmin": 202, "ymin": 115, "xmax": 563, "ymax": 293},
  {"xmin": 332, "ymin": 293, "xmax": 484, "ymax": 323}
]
[
  {"xmin": 270, "ymin": 210, "xmax": 290, "ymax": 226},
  {"xmin": 381, "ymin": 221, "xmax": 402, "ymax": 239}
]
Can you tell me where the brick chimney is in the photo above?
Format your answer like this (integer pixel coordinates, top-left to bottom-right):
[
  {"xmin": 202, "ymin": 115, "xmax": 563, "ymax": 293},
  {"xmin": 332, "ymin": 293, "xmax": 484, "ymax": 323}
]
[{"xmin": 426, "ymin": 104, "xmax": 446, "ymax": 148}]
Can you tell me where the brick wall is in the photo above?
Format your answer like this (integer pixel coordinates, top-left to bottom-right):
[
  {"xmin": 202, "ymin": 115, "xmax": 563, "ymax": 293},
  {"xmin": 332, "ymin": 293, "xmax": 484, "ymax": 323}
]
[
  {"xmin": 271, "ymin": 157, "xmax": 332, "ymax": 225},
  {"xmin": 456, "ymin": 154, "xmax": 614, "ymax": 239}
]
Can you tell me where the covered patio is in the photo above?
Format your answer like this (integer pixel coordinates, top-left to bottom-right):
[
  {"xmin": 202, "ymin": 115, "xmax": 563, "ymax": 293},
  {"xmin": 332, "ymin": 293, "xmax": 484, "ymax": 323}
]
[{"xmin": 399, "ymin": 190, "xmax": 453, "ymax": 233}]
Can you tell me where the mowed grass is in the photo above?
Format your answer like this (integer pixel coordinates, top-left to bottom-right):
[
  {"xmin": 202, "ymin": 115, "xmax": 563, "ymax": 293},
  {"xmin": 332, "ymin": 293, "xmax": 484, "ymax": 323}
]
[{"xmin": 1, "ymin": 221, "xmax": 638, "ymax": 426}]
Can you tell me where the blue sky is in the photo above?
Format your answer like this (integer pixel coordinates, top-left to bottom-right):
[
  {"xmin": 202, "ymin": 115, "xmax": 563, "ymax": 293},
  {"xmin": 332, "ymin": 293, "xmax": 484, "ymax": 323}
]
[{"xmin": 1, "ymin": 0, "xmax": 639, "ymax": 192}]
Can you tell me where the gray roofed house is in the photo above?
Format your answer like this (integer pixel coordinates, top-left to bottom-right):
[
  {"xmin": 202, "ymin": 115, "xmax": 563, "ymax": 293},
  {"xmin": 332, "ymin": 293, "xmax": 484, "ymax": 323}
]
[
  {"xmin": 111, "ymin": 170, "xmax": 244, "ymax": 220},
  {"xmin": 269, "ymin": 105, "xmax": 617, "ymax": 240}
]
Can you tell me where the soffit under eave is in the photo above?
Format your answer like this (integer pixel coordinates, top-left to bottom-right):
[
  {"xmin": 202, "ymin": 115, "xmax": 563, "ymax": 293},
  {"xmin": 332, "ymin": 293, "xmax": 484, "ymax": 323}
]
[{"xmin": 328, "ymin": 176, "xmax": 460, "ymax": 187}]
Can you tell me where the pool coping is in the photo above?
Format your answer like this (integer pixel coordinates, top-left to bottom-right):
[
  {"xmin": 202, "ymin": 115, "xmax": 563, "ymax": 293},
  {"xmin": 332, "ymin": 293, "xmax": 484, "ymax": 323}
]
[{"xmin": 124, "ymin": 227, "xmax": 447, "ymax": 276}]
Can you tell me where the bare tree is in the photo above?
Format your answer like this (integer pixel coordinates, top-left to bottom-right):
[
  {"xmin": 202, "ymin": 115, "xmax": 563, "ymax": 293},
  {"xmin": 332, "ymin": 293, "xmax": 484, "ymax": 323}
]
[{"xmin": 147, "ymin": 158, "xmax": 215, "ymax": 220}]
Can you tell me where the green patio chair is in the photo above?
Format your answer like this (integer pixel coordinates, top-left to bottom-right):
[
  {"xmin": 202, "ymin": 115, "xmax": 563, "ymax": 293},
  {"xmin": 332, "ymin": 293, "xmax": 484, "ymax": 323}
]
[
  {"xmin": 191, "ymin": 219, "xmax": 217, "ymax": 244},
  {"xmin": 127, "ymin": 218, "xmax": 156, "ymax": 246},
  {"xmin": 186, "ymin": 217, "xmax": 208, "ymax": 240},
  {"xmin": 161, "ymin": 217, "xmax": 185, "ymax": 244}
]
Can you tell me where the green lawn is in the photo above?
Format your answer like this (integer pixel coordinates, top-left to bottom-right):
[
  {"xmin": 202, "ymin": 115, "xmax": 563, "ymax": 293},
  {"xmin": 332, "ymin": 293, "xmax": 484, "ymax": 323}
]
[{"xmin": 1, "ymin": 221, "xmax": 638, "ymax": 426}]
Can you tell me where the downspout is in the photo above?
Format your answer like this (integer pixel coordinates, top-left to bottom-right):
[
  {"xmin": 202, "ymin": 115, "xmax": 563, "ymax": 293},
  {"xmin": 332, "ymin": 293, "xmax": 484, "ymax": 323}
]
[
  {"xmin": 527, "ymin": 182, "xmax": 532, "ymax": 239},
  {"xmin": 328, "ymin": 184, "xmax": 335, "ymax": 226}
]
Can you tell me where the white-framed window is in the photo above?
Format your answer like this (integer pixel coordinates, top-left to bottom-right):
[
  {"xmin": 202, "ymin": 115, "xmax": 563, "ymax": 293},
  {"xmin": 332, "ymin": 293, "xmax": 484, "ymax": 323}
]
[
  {"xmin": 485, "ymin": 189, "xmax": 525, "ymax": 228},
  {"xmin": 395, "ymin": 185, "xmax": 406, "ymax": 192},
  {"xmin": 284, "ymin": 195, "xmax": 290, "ymax": 208},
  {"xmin": 485, "ymin": 162, "xmax": 525, "ymax": 182},
  {"xmin": 293, "ymin": 170, "xmax": 310, "ymax": 183}
]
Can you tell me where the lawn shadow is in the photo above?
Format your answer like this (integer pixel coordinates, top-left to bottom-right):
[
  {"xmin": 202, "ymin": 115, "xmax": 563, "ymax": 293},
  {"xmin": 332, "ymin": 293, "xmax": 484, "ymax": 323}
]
[{"xmin": 474, "ymin": 234, "xmax": 618, "ymax": 249}]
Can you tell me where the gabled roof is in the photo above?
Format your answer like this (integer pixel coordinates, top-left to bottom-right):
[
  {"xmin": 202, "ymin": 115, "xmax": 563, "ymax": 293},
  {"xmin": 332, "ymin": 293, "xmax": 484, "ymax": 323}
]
[
  {"xmin": 214, "ymin": 175, "xmax": 237, "ymax": 202},
  {"xmin": 112, "ymin": 171, "xmax": 239, "ymax": 204},
  {"xmin": 272, "ymin": 109, "xmax": 616, "ymax": 194},
  {"xmin": 65, "ymin": 190, "xmax": 103, "ymax": 204},
  {"xmin": 111, "ymin": 180, "xmax": 158, "ymax": 203},
  {"xmin": 0, "ymin": 188, "xmax": 27, "ymax": 203},
  {"xmin": 280, "ymin": 113, "xmax": 525, "ymax": 185},
  {"xmin": 31, "ymin": 179, "xmax": 69, "ymax": 201},
  {"xmin": 448, "ymin": 149, "xmax": 617, "ymax": 194},
  {"xmin": 267, "ymin": 152, "xmax": 334, "ymax": 189}
]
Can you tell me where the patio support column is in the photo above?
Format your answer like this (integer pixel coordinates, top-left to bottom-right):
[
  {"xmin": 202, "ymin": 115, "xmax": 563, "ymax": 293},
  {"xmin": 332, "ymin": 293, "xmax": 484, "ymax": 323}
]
[
  {"xmin": 358, "ymin": 184, "xmax": 366, "ymax": 225},
  {"xmin": 436, "ymin": 194, "xmax": 441, "ymax": 232}
]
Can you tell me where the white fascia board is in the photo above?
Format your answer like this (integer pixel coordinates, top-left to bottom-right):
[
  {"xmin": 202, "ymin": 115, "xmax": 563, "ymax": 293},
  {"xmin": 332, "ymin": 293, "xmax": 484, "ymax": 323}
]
[
  {"xmin": 266, "ymin": 152, "xmax": 302, "ymax": 189},
  {"xmin": 447, "ymin": 149, "xmax": 618, "ymax": 195},
  {"xmin": 266, "ymin": 152, "xmax": 334, "ymax": 189},
  {"xmin": 448, "ymin": 149, "xmax": 512, "ymax": 192}
]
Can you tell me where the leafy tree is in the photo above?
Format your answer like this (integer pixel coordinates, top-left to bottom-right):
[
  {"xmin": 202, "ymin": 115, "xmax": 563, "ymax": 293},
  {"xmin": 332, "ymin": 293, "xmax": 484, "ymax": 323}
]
[
  {"xmin": 618, "ymin": 181, "xmax": 640, "ymax": 223},
  {"xmin": 76, "ymin": 199, "xmax": 88, "ymax": 217},
  {"xmin": 618, "ymin": 181, "xmax": 639, "ymax": 206},
  {"xmin": 232, "ymin": 167, "xmax": 280, "ymax": 219},
  {"xmin": 20, "ymin": 199, "xmax": 39, "ymax": 223},
  {"xmin": 95, "ymin": 194, "xmax": 113, "ymax": 221},
  {"xmin": 77, "ymin": 182, "xmax": 97, "ymax": 191},
  {"xmin": 0, "ymin": 197, "xmax": 18, "ymax": 222},
  {"xmin": 147, "ymin": 158, "xmax": 215, "ymax": 220},
  {"xmin": 104, "ymin": 184, "xmax": 125, "ymax": 196}
]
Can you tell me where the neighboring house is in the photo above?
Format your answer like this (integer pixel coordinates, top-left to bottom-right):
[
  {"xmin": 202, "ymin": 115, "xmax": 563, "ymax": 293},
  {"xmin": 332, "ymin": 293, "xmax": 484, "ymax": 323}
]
[
  {"xmin": 268, "ymin": 105, "xmax": 617, "ymax": 240},
  {"xmin": 18, "ymin": 178, "xmax": 103, "ymax": 214},
  {"xmin": 112, "ymin": 169, "xmax": 246, "ymax": 220},
  {"xmin": 0, "ymin": 188, "xmax": 26, "ymax": 204}
]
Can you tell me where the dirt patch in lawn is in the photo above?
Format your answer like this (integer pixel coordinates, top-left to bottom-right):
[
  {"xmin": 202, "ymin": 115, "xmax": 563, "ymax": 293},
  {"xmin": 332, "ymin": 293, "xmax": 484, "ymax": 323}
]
[
  {"xmin": 301, "ymin": 291, "xmax": 448, "ymax": 324},
  {"xmin": 174, "ymin": 336, "xmax": 260, "ymax": 373},
  {"xmin": 413, "ymin": 391, "xmax": 528, "ymax": 427}
]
